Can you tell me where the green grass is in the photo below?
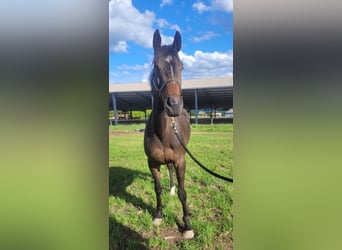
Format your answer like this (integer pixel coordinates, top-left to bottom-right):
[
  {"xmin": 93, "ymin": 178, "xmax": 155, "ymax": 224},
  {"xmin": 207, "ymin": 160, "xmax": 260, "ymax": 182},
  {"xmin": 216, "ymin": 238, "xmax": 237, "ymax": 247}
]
[
  {"xmin": 109, "ymin": 123, "xmax": 233, "ymax": 133},
  {"xmin": 109, "ymin": 123, "xmax": 146, "ymax": 131},
  {"xmin": 109, "ymin": 124, "xmax": 233, "ymax": 250}
]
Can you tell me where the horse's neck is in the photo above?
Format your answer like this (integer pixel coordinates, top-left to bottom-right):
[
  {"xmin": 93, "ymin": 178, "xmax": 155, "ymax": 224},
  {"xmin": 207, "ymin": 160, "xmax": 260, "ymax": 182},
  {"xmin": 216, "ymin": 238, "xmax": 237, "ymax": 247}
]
[
  {"xmin": 152, "ymin": 93, "xmax": 163, "ymax": 113},
  {"xmin": 151, "ymin": 96, "xmax": 170, "ymax": 138}
]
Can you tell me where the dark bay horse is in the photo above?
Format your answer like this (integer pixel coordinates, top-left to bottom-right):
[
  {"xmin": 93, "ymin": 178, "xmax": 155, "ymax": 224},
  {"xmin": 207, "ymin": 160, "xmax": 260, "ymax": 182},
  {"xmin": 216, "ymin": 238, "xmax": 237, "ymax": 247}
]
[{"xmin": 144, "ymin": 29, "xmax": 194, "ymax": 239}]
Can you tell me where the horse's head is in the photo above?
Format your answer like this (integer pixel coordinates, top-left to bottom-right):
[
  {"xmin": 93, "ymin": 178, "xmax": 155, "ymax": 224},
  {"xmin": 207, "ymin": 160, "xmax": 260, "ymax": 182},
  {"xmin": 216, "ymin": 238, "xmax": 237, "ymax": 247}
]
[{"xmin": 151, "ymin": 29, "xmax": 184, "ymax": 117}]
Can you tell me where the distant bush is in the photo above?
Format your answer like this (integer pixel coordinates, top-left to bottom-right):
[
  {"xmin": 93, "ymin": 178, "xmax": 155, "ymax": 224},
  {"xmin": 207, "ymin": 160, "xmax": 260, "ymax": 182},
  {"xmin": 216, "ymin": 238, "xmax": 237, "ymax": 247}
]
[{"xmin": 109, "ymin": 109, "xmax": 152, "ymax": 119}]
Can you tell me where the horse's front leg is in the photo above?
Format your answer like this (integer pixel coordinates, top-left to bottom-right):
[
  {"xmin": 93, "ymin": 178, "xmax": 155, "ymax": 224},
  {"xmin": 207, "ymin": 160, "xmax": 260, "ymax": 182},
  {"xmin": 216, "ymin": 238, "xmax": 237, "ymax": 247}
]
[
  {"xmin": 175, "ymin": 156, "xmax": 194, "ymax": 239},
  {"xmin": 167, "ymin": 162, "xmax": 176, "ymax": 196},
  {"xmin": 149, "ymin": 160, "xmax": 163, "ymax": 225}
]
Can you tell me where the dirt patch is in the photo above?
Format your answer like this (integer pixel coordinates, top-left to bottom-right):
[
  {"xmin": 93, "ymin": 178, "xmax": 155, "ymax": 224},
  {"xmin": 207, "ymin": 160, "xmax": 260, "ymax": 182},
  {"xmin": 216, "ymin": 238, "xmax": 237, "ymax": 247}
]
[
  {"xmin": 159, "ymin": 228, "xmax": 183, "ymax": 245},
  {"xmin": 143, "ymin": 227, "xmax": 233, "ymax": 249},
  {"xmin": 214, "ymin": 231, "xmax": 233, "ymax": 250},
  {"xmin": 142, "ymin": 226, "xmax": 184, "ymax": 248}
]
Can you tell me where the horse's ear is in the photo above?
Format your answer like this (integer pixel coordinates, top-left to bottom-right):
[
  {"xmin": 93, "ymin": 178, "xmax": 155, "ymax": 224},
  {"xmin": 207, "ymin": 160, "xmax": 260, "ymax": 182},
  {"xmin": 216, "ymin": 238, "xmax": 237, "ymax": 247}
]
[
  {"xmin": 153, "ymin": 29, "xmax": 161, "ymax": 51},
  {"xmin": 173, "ymin": 30, "xmax": 181, "ymax": 52}
]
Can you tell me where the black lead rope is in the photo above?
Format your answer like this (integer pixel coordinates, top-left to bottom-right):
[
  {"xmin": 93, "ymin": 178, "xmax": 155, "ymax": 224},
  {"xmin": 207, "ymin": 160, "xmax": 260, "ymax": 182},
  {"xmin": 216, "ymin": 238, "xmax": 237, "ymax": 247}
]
[{"xmin": 171, "ymin": 119, "xmax": 233, "ymax": 183}]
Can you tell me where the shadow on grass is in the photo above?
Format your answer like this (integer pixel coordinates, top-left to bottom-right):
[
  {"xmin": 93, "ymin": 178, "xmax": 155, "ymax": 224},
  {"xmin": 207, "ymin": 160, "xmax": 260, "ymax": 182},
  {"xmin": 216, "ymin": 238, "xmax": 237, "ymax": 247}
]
[
  {"xmin": 109, "ymin": 166, "xmax": 154, "ymax": 214},
  {"xmin": 109, "ymin": 216, "xmax": 149, "ymax": 250},
  {"xmin": 109, "ymin": 166, "xmax": 153, "ymax": 250}
]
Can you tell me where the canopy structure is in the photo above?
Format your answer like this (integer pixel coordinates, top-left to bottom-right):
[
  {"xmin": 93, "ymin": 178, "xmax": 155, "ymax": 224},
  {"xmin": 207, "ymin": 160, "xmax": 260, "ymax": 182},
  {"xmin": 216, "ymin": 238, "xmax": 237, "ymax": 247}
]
[{"xmin": 109, "ymin": 76, "xmax": 233, "ymax": 124}]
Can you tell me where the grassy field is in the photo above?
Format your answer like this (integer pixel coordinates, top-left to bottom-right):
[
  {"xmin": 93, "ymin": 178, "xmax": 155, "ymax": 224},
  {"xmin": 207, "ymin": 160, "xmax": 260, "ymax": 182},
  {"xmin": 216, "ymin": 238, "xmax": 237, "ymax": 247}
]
[{"xmin": 109, "ymin": 124, "xmax": 233, "ymax": 249}]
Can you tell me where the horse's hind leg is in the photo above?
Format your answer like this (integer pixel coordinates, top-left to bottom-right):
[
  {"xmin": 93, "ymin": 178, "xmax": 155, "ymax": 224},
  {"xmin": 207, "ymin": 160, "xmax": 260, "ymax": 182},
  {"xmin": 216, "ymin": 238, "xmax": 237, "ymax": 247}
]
[
  {"xmin": 149, "ymin": 160, "xmax": 163, "ymax": 225},
  {"xmin": 175, "ymin": 157, "xmax": 194, "ymax": 239},
  {"xmin": 167, "ymin": 163, "xmax": 176, "ymax": 196}
]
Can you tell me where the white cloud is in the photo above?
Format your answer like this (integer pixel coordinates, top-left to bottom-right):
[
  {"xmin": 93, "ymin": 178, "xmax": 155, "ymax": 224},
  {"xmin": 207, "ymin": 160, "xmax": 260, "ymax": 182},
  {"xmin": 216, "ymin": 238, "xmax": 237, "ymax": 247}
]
[
  {"xmin": 193, "ymin": 2, "xmax": 211, "ymax": 14},
  {"xmin": 179, "ymin": 50, "xmax": 233, "ymax": 78},
  {"xmin": 109, "ymin": 0, "xmax": 182, "ymax": 52},
  {"xmin": 155, "ymin": 19, "xmax": 180, "ymax": 45},
  {"xmin": 156, "ymin": 18, "xmax": 180, "ymax": 32},
  {"xmin": 111, "ymin": 41, "xmax": 128, "ymax": 53},
  {"xmin": 191, "ymin": 31, "xmax": 219, "ymax": 43},
  {"xmin": 113, "ymin": 50, "xmax": 233, "ymax": 81},
  {"xmin": 193, "ymin": 0, "xmax": 233, "ymax": 14},
  {"xmin": 111, "ymin": 50, "xmax": 233, "ymax": 83},
  {"xmin": 212, "ymin": 0, "xmax": 233, "ymax": 12},
  {"xmin": 115, "ymin": 63, "xmax": 153, "ymax": 82},
  {"xmin": 109, "ymin": 0, "xmax": 155, "ymax": 50},
  {"xmin": 118, "ymin": 63, "xmax": 148, "ymax": 71},
  {"xmin": 160, "ymin": 0, "xmax": 173, "ymax": 8}
]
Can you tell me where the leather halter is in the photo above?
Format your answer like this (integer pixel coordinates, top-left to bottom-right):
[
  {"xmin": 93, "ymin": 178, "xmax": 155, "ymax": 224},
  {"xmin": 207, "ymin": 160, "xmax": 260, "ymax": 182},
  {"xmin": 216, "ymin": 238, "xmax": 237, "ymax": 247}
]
[{"xmin": 152, "ymin": 65, "xmax": 181, "ymax": 93}]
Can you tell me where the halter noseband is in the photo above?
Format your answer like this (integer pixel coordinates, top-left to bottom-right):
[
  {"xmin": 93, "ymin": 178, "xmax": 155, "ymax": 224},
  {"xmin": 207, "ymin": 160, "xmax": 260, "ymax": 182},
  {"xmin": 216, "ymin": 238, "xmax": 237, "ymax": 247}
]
[
  {"xmin": 152, "ymin": 78, "xmax": 181, "ymax": 93},
  {"xmin": 152, "ymin": 65, "xmax": 181, "ymax": 93}
]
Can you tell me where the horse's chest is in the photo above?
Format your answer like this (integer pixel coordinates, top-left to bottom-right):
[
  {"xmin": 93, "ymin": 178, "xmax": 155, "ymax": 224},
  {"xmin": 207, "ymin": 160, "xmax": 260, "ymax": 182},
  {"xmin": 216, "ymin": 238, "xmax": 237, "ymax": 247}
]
[
  {"xmin": 163, "ymin": 147, "xmax": 177, "ymax": 162},
  {"xmin": 146, "ymin": 136, "xmax": 179, "ymax": 164}
]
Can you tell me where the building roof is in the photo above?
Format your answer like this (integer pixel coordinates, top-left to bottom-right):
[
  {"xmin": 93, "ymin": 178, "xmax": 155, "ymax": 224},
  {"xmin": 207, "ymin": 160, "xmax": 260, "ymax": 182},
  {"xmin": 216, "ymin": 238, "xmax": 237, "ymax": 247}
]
[{"xmin": 109, "ymin": 76, "xmax": 233, "ymax": 111}]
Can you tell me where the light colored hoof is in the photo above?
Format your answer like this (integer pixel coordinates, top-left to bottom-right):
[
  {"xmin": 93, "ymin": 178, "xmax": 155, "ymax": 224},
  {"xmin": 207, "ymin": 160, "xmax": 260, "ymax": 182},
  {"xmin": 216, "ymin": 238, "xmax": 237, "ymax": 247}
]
[
  {"xmin": 170, "ymin": 186, "xmax": 176, "ymax": 196},
  {"xmin": 152, "ymin": 218, "xmax": 162, "ymax": 225},
  {"xmin": 183, "ymin": 230, "xmax": 195, "ymax": 239}
]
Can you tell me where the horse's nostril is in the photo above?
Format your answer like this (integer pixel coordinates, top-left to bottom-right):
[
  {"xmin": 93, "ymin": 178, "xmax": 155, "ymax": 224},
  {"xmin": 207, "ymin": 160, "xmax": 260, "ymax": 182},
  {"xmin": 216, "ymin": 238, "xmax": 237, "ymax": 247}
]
[
  {"xmin": 167, "ymin": 96, "xmax": 178, "ymax": 107},
  {"xmin": 167, "ymin": 97, "xmax": 172, "ymax": 107}
]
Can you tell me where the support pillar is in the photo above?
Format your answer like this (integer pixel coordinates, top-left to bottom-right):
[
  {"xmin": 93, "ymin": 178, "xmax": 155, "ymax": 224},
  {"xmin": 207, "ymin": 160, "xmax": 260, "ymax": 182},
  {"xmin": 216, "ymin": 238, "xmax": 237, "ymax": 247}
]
[
  {"xmin": 194, "ymin": 89, "xmax": 198, "ymax": 125},
  {"xmin": 111, "ymin": 93, "xmax": 118, "ymax": 125}
]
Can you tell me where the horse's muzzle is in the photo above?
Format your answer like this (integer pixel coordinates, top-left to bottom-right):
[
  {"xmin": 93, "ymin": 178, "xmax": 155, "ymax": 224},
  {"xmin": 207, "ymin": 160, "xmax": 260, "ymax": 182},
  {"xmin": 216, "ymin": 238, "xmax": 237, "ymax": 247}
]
[{"xmin": 165, "ymin": 95, "xmax": 183, "ymax": 117}]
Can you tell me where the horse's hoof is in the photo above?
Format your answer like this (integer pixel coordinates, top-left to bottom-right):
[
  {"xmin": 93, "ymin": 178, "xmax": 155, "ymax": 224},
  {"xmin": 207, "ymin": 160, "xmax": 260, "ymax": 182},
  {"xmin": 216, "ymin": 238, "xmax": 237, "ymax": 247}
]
[
  {"xmin": 182, "ymin": 230, "xmax": 194, "ymax": 239},
  {"xmin": 170, "ymin": 186, "xmax": 176, "ymax": 196},
  {"xmin": 152, "ymin": 218, "xmax": 162, "ymax": 225}
]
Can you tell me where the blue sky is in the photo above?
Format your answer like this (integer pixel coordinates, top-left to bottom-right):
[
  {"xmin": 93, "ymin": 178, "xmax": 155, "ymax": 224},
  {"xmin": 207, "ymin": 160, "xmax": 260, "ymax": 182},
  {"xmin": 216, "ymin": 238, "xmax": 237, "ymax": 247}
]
[{"xmin": 109, "ymin": 0, "xmax": 233, "ymax": 83}]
